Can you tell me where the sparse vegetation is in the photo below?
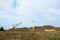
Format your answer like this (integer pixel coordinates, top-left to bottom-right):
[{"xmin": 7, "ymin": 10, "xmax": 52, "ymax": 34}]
[{"xmin": 0, "ymin": 31, "xmax": 60, "ymax": 40}]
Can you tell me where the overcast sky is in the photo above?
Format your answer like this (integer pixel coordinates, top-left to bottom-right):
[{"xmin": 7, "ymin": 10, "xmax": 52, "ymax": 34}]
[{"xmin": 0, "ymin": 0, "xmax": 60, "ymax": 29}]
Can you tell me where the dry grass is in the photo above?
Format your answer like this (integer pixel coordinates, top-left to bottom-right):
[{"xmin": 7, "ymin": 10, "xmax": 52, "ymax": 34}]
[{"xmin": 0, "ymin": 31, "xmax": 60, "ymax": 40}]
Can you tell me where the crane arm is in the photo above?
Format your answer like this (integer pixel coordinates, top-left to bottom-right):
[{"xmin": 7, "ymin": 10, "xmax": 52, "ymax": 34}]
[{"xmin": 14, "ymin": 22, "xmax": 22, "ymax": 27}]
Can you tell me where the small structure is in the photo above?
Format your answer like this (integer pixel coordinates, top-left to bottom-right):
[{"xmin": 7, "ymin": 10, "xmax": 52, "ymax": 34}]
[{"xmin": 31, "ymin": 26, "xmax": 43, "ymax": 31}]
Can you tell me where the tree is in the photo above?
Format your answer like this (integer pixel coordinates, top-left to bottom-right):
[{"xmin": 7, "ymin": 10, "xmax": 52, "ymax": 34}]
[{"xmin": 0, "ymin": 27, "xmax": 4, "ymax": 31}]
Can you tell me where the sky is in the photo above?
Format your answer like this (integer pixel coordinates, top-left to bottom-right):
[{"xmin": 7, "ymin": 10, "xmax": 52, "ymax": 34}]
[{"xmin": 0, "ymin": 0, "xmax": 60, "ymax": 29}]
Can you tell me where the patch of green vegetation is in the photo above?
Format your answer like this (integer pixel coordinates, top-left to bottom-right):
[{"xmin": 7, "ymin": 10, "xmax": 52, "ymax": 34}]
[{"xmin": 0, "ymin": 31, "xmax": 60, "ymax": 40}]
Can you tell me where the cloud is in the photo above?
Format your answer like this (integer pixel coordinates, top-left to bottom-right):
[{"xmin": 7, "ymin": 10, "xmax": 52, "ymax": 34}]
[
  {"xmin": 16, "ymin": 0, "xmax": 59, "ymax": 20},
  {"xmin": 0, "ymin": 0, "xmax": 60, "ymax": 29}
]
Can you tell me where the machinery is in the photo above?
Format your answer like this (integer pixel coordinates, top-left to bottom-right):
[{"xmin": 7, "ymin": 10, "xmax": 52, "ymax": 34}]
[{"xmin": 10, "ymin": 21, "xmax": 22, "ymax": 29}]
